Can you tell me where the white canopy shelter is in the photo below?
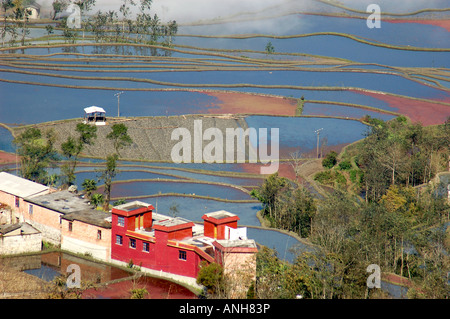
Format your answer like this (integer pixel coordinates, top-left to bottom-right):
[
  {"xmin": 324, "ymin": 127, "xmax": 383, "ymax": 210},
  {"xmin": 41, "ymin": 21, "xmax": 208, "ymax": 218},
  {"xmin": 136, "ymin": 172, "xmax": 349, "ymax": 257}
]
[{"xmin": 83, "ymin": 106, "xmax": 106, "ymax": 125}]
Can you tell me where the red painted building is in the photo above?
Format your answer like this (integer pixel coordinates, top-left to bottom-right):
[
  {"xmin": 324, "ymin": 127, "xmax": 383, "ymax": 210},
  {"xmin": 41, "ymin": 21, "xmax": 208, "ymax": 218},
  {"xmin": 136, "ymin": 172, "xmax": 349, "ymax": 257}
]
[{"xmin": 110, "ymin": 201, "xmax": 257, "ymax": 285}]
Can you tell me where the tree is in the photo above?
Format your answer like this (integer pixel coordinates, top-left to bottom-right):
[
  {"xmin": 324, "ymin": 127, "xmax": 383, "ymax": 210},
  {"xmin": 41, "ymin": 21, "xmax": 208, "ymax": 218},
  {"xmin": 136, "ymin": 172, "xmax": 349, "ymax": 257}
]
[
  {"xmin": 1, "ymin": 0, "xmax": 15, "ymax": 47},
  {"xmin": 72, "ymin": 0, "xmax": 96, "ymax": 38},
  {"xmin": 265, "ymin": 41, "xmax": 275, "ymax": 54},
  {"xmin": 62, "ymin": 26, "xmax": 76, "ymax": 43},
  {"xmin": 60, "ymin": 123, "xmax": 97, "ymax": 187},
  {"xmin": 11, "ymin": 0, "xmax": 32, "ymax": 46},
  {"xmin": 322, "ymin": 151, "xmax": 337, "ymax": 169},
  {"xmin": 250, "ymin": 172, "xmax": 287, "ymax": 221},
  {"xmin": 119, "ymin": 0, "xmax": 136, "ymax": 39},
  {"xmin": 51, "ymin": 0, "xmax": 69, "ymax": 20},
  {"xmin": 45, "ymin": 24, "xmax": 54, "ymax": 45},
  {"xmin": 90, "ymin": 193, "xmax": 103, "ymax": 208},
  {"xmin": 99, "ymin": 153, "xmax": 118, "ymax": 211},
  {"xmin": 196, "ymin": 261, "xmax": 225, "ymax": 297},
  {"xmin": 13, "ymin": 127, "xmax": 59, "ymax": 183},
  {"xmin": 81, "ymin": 178, "xmax": 97, "ymax": 200},
  {"xmin": 106, "ymin": 123, "xmax": 133, "ymax": 156},
  {"xmin": 169, "ymin": 202, "xmax": 179, "ymax": 218}
]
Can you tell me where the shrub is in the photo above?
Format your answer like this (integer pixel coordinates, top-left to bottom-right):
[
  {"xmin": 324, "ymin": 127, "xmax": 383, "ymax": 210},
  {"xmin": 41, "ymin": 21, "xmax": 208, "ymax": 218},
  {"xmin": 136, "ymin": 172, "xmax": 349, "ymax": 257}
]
[
  {"xmin": 322, "ymin": 151, "xmax": 338, "ymax": 168},
  {"xmin": 338, "ymin": 160, "xmax": 352, "ymax": 170},
  {"xmin": 314, "ymin": 170, "xmax": 334, "ymax": 185}
]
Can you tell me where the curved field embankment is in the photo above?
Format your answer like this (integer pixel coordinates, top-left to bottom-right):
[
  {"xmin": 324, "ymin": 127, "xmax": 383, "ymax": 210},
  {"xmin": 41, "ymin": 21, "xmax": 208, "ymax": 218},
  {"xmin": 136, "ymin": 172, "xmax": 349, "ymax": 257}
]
[{"xmin": 176, "ymin": 32, "xmax": 450, "ymax": 52}]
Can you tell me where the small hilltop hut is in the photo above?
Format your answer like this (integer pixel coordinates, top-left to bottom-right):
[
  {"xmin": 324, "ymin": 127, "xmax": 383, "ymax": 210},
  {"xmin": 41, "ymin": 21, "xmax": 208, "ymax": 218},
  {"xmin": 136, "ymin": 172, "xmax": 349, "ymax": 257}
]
[{"xmin": 83, "ymin": 106, "xmax": 106, "ymax": 125}]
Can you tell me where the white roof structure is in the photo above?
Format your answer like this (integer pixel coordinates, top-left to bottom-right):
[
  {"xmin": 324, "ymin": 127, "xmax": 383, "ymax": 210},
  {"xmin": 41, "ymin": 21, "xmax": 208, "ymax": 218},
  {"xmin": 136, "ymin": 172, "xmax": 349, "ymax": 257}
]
[
  {"xmin": 84, "ymin": 106, "xmax": 105, "ymax": 114},
  {"xmin": 0, "ymin": 172, "xmax": 49, "ymax": 198}
]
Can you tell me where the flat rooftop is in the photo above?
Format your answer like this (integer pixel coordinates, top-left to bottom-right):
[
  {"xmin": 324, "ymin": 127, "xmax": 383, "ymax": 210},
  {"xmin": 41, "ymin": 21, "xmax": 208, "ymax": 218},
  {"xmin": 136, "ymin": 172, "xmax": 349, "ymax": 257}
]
[
  {"xmin": 0, "ymin": 172, "xmax": 49, "ymax": 198},
  {"xmin": 114, "ymin": 200, "xmax": 150, "ymax": 212},
  {"xmin": 62, "ymin": 209, "xmax": 111, "ymax": 228},
  {"xmin": 215, "ymin": 239, "xmax": 257, "ymax": 249},
  {"xmin": 153, "ymin": 216, "xmax": 193, "ymax": 228},
  {"xmin": 203, "ymin": 210, "xmax": 237, "ymax": 220},
  {"xmin": 25, "ymin": 190, "xmax": 91, "ymax": 214}
]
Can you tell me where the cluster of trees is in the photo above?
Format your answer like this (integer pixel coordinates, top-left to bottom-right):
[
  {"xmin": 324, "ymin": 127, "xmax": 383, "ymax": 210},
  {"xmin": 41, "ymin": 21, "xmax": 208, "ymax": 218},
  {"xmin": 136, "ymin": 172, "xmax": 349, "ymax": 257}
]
[
  {"xmin": 249, "ymin": 117, "xmax": 450, "ymax": 298},
  {"xmin": 1, "ymin": 0, "xmax": 178, "ymax": 47},
  {"xmin": 250, "ymin": 173, "xmax": 316, "ymax": 238},
  {"xmin": 1, "ymin": 0, "xmax": 35, "ymax": 47},
  {"xmin": 247, "ymin": 187, "xmax": 450, "ymax": 299},
  {"xmin": 53, "ymin": 0, "xmax": 177, "ymax": 46},
  {"xmin": 358, "ymin": 116, "xmax": 450, "ymax": 202},
  {"xmin": 13, "ymin": 122, "xmax": 133, "ymax": 211}
]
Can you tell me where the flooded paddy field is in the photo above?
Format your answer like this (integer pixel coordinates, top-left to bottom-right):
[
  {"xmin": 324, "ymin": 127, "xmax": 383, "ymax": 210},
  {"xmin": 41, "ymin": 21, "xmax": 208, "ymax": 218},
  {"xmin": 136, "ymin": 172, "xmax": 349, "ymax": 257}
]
[
  {"xmin": 1, "ymin": 0, "xmax": 449, "ymax": 299},
  {"xmin": 1, "ymin": 251, "xmax": 197, "ymax": 299}
]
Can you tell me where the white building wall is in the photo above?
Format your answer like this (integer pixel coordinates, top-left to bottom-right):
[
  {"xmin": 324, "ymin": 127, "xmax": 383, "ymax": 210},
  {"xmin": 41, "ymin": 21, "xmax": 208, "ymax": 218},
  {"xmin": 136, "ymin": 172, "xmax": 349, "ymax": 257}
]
[
  {"xmin": 61, "ymin": 236, "xmax": 109, "ymax": 262},
  {"xmin": 0, "ymin": 233, "xmax": 42, "ymax": 255}
]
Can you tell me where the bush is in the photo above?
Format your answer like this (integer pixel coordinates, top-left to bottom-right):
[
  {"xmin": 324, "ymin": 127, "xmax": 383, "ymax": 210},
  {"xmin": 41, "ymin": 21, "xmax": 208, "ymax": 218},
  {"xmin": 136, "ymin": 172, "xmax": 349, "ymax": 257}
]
[
  {"xmin": 338, "ymin": 160, "xmax": 352, "ymax": 170},
  {"xmin": 322, "ymin": 151, "xmax": 338, "ymax": 168},
  {"xmin": 196, "ymin": 262, "xmax": 224, "ymax": 296},
  {"xmin": 314, "ymin": 170, "xmax": 334, "ymax": 185}
]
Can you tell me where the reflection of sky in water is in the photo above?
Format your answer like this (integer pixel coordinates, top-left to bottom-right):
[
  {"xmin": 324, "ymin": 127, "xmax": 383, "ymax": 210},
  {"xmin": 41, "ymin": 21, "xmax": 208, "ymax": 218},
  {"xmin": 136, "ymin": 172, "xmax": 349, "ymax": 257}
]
[
  {"xmin": 145, "ymin": 195, "xmax": 261, "ymax": 226},
  {"xmin": 24, "ymin": 264, "xmax": 61, "ymax": 282},
  {"xmin": 0, "ymin": 127, "xmax": 15, "ymax": 153},
  {"xmin": 74, "ymin": 168, "xmax": 262, "ymax": 190},
  {"xmin": 179, "ymin": 13, "xmax": 450, "ymax": 48},
  {"xmin": 302, "ymin": 103, "xmax": 396, "ymax": 121},
  {"xmin": 1, "ymin": 64, "xmax": 447, "ymax": 100},
  {"xmin": 245, "ymin": 116, "xmax": 368, "ymax": 152},
  {"xmin": 107, "ymin": 180, "xmax": 252, "ymax": 200},
  {"xmin": 248, "ymin": 227, "xmax": 314, "ymax": 263}
]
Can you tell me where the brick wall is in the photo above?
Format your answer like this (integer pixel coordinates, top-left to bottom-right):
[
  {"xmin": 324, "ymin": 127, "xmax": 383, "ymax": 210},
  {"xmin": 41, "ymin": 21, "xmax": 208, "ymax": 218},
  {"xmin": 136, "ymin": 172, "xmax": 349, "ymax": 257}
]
[
  {"xmin": 61, "ymin": 219, "xmax": 111, "ymax": 261},
  {"xmin": 21, "ymin": 201, "xmax": 62, "ymax": 245}
]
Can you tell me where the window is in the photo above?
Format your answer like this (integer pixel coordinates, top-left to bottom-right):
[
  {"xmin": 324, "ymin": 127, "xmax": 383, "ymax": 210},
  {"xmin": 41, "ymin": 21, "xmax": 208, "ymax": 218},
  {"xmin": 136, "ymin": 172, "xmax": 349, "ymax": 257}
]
[
  {"xmin": 116, "ymin": 235, "xmax": 123, "ymax": 245},
  {"xmin": 68, "ymin": 222, "xmax": 73, "ymax": 232},
  {"xmin": 29, "ymin": 204, "xmax": 33, "ymax": 215},
  {"xmin": 117, "ymin": 216, "xmax": 125, "ymax": 227},
  {"xmin": 97, "ymin": 230, "xmax": 102, "ymax": 240},
  {"xmin": 143, "ymin": 242, "xmax": 149, "ymax": 252},
  {"xmin": 179, "ymin": 250, "xmax": 187, "ymax": 261},
  {"xmin": 129, "ymin": 238, "xmax": 136, "ymax": 249},
  {"xmin": 15, "ymin": 196, "xmax": 19, "ymax": 208}
]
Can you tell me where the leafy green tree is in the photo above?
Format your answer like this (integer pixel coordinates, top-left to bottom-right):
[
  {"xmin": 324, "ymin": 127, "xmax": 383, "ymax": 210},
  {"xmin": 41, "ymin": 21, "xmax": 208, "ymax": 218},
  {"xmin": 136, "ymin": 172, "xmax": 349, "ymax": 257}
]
[
  {"xmin": 13, "ymin": 127, "xmax": 59, "ymax": 183},
  {"xmin": 250, "ymin": 172, "xmax": 287, "ymax": 221},
  {"xmin": 106, "ymin": 123, "xmax": 133, "ymax": 156},
  {"xmin": 322, "ymin": 151, "xmax": 337, "ymax": 169},
  {"xmin": 265, "ymin": 41, "xmax": 275, "ymax": 54},
  {"xmin": 90, "ymin": 193, "xmax": 103, "ymax": 208},
  {"xmin": 60, "ymin": 123, "xmax": 97, "ymax": 186},
  {"xmin": 1, "ymin": 0, "xmax": 15, "ymax": 47},
  {"xmin": 196, "ymin": 261, "xmax": 224, "ymax": 297},
  {"xmin": 51, "ymin": 0, "xmax": 69, "ymax": 20},
  {"xmin": 45, "ymin": 24, "xmax": 54, "ymax": 45},
  {"xmin": 73, "ymin": 0, "xmax": 96, "ymax": 38},
  {"xmin": 99, "ymin": 153, "xmax": 118, "ymax": 211},
  {"xmin": 81, "ymin": 178, "xmax": 97, "ymax": 200}
]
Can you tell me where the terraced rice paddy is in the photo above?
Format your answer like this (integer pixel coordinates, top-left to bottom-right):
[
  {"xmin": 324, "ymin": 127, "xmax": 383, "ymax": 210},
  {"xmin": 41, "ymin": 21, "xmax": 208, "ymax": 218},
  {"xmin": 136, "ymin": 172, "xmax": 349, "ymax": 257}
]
[{"xmin": 1, "ymin": 0, "xmax": 449, "ymax": 264}]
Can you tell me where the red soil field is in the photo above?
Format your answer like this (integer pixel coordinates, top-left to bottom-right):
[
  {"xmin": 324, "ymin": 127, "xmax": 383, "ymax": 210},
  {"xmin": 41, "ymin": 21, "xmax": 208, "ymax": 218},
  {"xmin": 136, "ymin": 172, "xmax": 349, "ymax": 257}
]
[
  {"xmin": 352, "ymin": 90, "xmax": 450, "ymax": 126},
  {"xmin": 82, "ymin": 276, "xmax": 197, "ymax": 299},
  {"xmin": 0, "ymin": 151, "xmax": 16, "ymax": 165},
  {"xmin": 385, "ymin": 18, "xmax": 450, "ymax": 32},
  {"xmin": 239, "ymin": 162, "xmax": 298, "ymax": 181},
  {"xmin": 201, "ymin": 91, "xmax": 297, "ymax": 116}
]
